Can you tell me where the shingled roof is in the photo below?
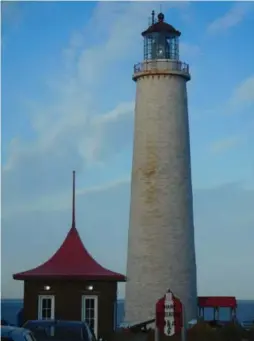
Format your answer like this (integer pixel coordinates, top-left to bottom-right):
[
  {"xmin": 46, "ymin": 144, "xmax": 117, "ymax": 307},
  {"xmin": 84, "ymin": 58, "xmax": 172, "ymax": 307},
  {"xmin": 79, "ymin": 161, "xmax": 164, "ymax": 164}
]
[{"xmin": 13, "ymin": 171, "xmax": 126, "ymax": 282}]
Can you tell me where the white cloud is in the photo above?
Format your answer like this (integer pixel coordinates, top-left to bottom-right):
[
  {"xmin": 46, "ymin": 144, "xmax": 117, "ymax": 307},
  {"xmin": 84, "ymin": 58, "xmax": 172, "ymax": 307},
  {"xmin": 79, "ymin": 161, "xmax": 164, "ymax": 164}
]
[
  {"xmin": 2, "ymin": 2, "xmax": 145, "ymax": 213},
  {"xmin": 207, "ymin": 2, "xmax": 254, "ymax": 34},
  {"xmin": 205, "ymin": 76, "xmax": 253, "ymax": 155},
  {"xmin": 3, "ymin": 2, "xmax": 198, "ymax": 218},
  {"xmin": 70, "ymin": 2, "xmax": 189, "ymax": 88},
  {"xmin": 1, "ymin": 99, "xmax": 134, "ymax": 217},
  {"xmin": 210, "ymin": 136, "xmax": 242, "ymax": 154},
  {"xmin": 198, "ymin": 74, "xmax": 254, "ymax": 118},
  {"xmin": 229, "ymin": 75, "xmax": 254, "ymax": 108},
  {"xmin": 180, "ymin": 42, "xmax": 201, "ymax": 59}
]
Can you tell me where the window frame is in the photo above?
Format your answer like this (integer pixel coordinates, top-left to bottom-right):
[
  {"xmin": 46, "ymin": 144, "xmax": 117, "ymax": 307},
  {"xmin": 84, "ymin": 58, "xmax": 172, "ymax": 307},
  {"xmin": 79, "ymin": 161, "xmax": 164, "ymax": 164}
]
[
  {"xmin": 81, "ymin": 295, "xmax": 98, "ymax": 338},
  {"xmin": 37, "ymin": 295, "xmax": 55, "ymax": 320}
]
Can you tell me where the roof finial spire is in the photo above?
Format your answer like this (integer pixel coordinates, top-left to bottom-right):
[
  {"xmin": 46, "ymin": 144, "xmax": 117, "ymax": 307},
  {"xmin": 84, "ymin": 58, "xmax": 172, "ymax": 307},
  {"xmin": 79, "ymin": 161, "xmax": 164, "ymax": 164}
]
[
  {"xmin": 72, "ymin": 170, "xmax": 76, "ymax": 229},
  {"xmin": 151, "ymin": 10, "xmax": 155, "ymax": 24}
]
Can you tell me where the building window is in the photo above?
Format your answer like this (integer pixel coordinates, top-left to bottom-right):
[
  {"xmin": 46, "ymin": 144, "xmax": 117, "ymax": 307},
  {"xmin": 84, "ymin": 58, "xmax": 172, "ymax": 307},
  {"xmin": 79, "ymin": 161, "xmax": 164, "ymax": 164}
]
[
  {"xmin": 38, "ymin": 295, "xmax": 55, "ymax": 320},
  {"xmin": 81, "ymin": 295, "xmax": 98, "ymax": 338}
]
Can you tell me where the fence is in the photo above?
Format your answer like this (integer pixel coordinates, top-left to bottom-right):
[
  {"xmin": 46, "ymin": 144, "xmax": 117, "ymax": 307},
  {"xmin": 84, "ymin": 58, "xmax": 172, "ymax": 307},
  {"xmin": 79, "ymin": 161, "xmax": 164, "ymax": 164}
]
[
  {"xmin": 133, "ymin": 60, "xmax": 189, "ymax": 75},
  {"xmin": 109, "ymin": 322, "xmax": 254, "ymax": 341}
]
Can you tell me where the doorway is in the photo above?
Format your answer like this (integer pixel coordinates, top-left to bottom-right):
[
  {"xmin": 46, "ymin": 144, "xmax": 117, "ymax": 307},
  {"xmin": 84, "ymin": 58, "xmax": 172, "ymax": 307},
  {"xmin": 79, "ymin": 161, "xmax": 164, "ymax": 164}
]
[
  {"xmin": 38, "ymin": 295, "xmax": 55, "ymax": 320},
  {"xmin": 81, "ymin": 295, "xmax": 98, "ymax": 338}
]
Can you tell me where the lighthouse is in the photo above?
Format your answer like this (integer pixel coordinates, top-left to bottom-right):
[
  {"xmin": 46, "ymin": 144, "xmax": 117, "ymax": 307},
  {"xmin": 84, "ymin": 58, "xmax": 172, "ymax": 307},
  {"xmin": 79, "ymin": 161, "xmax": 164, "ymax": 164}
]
[{"xmin": 125, "ymin": 12, "xmax": 197, "ymax": 324}]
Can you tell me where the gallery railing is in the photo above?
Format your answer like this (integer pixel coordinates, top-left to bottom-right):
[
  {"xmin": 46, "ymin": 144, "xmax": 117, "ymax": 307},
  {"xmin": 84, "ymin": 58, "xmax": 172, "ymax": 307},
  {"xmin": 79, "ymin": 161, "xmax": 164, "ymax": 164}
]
[{"xmin": 133, "ymin": 60, "xmax": 189, "ymax": 75}]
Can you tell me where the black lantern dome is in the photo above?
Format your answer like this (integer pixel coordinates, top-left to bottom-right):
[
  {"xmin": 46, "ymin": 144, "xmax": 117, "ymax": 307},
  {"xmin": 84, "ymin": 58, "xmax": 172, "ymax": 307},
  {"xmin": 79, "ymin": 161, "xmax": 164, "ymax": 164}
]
[{"xmin": 142, "ymin": 12, "xmax": 181, "ymax": 61}]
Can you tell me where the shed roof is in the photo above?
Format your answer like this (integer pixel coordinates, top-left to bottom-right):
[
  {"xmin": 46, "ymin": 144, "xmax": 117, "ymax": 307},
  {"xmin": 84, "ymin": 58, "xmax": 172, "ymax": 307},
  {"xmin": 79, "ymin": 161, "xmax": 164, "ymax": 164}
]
[
  {"xmin": 13, "ymin": 171, "xmax": 126, "ymax": 282},
  {"xmin": 198, "ymin": 296, "xmax": 237, "ymax": 308}
]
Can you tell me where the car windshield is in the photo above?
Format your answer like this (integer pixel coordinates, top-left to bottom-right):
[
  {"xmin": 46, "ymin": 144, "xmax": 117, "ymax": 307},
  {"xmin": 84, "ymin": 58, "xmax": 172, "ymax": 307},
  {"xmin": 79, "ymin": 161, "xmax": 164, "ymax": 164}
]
[{"xmin": 24, "ymin": 323, "xmax": 89, "ymax": 341}]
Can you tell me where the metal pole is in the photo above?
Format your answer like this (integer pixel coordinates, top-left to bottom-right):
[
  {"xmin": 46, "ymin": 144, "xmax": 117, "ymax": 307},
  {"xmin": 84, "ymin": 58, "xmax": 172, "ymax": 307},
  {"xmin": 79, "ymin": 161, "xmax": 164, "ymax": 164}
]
[
  {"xmin": 181, "ymin": 304, "xmax": 186, "ymax": 341},
  {"xmin": 155, "ymin": 326, "xmax": 159, "ymax": 341}
]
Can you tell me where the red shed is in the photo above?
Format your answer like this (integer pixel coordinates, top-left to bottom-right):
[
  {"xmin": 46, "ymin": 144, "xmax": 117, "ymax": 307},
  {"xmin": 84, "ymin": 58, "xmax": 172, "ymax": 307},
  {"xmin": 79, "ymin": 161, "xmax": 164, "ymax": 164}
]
[
  {"xmin": 13, "ymin": 171, "xmax": 126, "ymax": 340},
  {"xmin": 198, "ymin": 296, "xmax": 237, "ymax": 321}
]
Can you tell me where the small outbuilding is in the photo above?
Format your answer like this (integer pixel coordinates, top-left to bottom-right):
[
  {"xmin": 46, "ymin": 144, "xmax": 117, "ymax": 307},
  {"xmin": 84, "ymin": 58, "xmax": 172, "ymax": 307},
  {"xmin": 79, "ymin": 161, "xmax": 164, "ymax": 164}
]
[
  {"xmin": 198, "ymin": 296, "xmax": 237, "ymax": 321},
  {"xmin": 13, "ymin": 171, "xmax": 126, "ymax": 340}
]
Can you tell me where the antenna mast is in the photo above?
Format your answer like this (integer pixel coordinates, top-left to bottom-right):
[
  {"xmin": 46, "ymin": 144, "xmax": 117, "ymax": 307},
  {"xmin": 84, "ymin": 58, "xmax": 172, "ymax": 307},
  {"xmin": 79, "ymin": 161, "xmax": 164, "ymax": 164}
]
[
  {"xmin": 151, "ymin": 10, "xmax": 155, "ymax": 25},
  {"xmin": 72, "ymin": 170, "xmax": 76, "ymax": 229}
]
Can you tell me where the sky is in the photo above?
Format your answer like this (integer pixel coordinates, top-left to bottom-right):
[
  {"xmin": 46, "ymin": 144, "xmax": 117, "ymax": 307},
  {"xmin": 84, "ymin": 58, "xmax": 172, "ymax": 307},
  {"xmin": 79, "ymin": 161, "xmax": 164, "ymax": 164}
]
[{"xmin": 1, "ymin": 1, "xmax": 254, "ymax": 300}]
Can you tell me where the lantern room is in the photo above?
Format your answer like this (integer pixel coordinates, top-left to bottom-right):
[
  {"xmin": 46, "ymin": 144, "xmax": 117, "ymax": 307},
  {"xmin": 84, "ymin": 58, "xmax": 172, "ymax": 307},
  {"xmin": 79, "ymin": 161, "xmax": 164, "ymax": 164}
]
[{"xmin": 142, "ymin": 11, "xmax": 181, "ymax": 61}]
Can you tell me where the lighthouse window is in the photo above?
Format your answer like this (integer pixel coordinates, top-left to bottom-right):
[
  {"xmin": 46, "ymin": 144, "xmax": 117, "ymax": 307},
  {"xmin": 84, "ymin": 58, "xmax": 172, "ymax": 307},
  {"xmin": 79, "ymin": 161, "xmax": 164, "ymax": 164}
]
[
  {"xmin": 144, "ymin": 34, "xmax": 179, "ymax": 61},
  {"xmin": 167, "ymin": 37, "xmax": 179, "ymax": 60}
]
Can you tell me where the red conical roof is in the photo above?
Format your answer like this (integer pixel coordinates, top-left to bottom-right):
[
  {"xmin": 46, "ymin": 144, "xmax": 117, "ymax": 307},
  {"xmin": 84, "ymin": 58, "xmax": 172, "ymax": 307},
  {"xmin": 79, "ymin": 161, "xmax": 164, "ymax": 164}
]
[{"xmin": 13, "ymin": 172, "xmax": 126, "ymax": 282}]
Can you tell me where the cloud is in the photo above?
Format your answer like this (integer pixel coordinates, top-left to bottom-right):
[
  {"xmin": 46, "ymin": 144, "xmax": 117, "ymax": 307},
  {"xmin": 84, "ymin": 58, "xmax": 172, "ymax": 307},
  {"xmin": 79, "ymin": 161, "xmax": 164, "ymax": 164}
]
[
  {"xmin": 199, "ymin": 74, "xmax": 254, "ymax": 118},
  {"xmin": 204, "ymin": 76, "xmax": 253, "ymax": 156},
  {"xmin": 229, "ymin": 75, "xmax": 254, "ymax": 109},
  {"xmin": 180, "ymin": 42, "xmax": 201, "ymax": 59},
  {"xmin": 207, "ymin": 2, "xmax": 254, "ymax": 34},
  {"xmin": 2, "ymin": 2, "xmax": 149, "ymax": 214},
  {"xmin": 1, "ymin": 1, "xmax": 25, "ymax": 49},
  {"xmin": 3, "ymin": 2, "xmax": 197, "ymax": 218},
  {"xmin": 1, "ymin": 1, "xmax": 23, "ymax": 27},
  {"xmin": 217, "ymin": 75, "xmax": 254, "ymax": 118},
  {"xmin": 210, "ymin": 136, "xmax": 242, "ymax": 154},
  {"xmin": 83, "ymin": 102, "xmax": 135, "ymax": 164},
  {"xmin": 2, "ymin": 100, "xmax": 134, "ymax": 217},
  {"xmin": 66, "ymin": 1, "xmax": 189, "ymax": 88}
]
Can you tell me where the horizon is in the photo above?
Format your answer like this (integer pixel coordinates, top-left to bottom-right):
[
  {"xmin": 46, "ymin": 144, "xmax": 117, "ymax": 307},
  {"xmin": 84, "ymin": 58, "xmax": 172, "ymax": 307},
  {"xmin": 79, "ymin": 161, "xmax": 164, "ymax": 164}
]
[
  {"xmin": 2, "ymin": 1, "xmax": 254, "ymax": 299},
  {"xmin": 2, "ymin": 298, "xmax": 254, "ymax": 302}
]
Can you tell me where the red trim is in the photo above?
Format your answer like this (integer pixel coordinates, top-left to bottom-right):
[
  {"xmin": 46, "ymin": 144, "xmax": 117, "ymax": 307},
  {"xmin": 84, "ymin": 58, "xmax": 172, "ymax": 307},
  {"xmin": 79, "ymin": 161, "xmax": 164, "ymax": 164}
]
[
  {"xmin": 156, "ymin": 291, "xmax": 183, "ymax": 334},
  {"xmin": 198, "ymin": 296, "xmax": 237, "ymax": 308}
]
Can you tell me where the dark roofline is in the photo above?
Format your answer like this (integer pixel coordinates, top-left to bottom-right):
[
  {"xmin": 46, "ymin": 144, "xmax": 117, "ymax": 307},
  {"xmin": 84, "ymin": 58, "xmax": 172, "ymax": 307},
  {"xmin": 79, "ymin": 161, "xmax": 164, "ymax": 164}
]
[
  {"xmin": 13, "ymin": 273, "xmax": 126, "ymax": 282},
  {"xmin": 142, "ymin": 23, "xmax": 181, "ymax": 37},
  {"xmin": 141, "ymin": 12, "xmax": 181, "ymax": 37}
]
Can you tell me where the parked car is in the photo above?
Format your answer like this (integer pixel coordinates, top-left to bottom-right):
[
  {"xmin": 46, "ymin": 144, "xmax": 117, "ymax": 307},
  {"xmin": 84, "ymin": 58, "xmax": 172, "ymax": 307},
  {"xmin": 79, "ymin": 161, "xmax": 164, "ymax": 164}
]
[
  {"xmin": 1, "ymin": 320, "xmax": 10, "ymax": 326},
  {"xmin": 1, "ymin": 325, "xmax": 36, "ymax": 341},
  {"xmin": 22, "ymin": 320, "xmax": 96, "ymax": 341}
]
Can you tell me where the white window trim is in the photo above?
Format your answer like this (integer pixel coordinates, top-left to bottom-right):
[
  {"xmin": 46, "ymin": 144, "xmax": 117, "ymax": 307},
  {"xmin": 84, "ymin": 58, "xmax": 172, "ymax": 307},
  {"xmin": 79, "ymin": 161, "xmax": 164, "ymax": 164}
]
[
  {"xmin": 81, "ymin": 295, "xmax": 98, "ymax": 338},
  {"xmin": 38, "ymin": 295, "xmax": 55, "ymax": 320}
]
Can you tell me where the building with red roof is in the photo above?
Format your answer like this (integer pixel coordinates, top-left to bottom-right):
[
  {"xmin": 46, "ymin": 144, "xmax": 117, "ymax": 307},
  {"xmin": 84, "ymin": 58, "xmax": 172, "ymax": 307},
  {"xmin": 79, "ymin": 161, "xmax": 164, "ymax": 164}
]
[
  {"xmin": 13, "ymin": 171, "xmax": 126, "ymax": 339},
  {"xmin": 198, "ymin": 296, "xmax": 237, "ymax": 321}
]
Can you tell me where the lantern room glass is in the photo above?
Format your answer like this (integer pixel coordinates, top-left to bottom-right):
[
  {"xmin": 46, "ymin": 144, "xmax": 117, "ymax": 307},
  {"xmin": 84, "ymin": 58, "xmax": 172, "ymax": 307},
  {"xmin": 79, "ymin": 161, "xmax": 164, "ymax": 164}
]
[{"xmin": 144, "ymin": 33, "xmax": 179, "ymax": 61}]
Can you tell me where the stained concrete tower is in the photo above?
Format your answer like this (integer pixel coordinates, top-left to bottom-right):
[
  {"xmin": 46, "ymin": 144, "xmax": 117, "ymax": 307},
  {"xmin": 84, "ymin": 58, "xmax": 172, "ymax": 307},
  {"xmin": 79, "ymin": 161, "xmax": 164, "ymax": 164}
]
[{"xmin": 125, "ymin": 12, "xmax": 197, "ymax": 324}]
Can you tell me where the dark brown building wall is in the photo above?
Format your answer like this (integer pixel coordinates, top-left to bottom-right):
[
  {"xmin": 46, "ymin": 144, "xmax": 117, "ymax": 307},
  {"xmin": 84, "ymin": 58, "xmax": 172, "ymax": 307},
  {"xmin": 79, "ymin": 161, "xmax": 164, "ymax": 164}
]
[{"xmin": 23, "ymin": 279, "xmax": 117, "ymax": 339}]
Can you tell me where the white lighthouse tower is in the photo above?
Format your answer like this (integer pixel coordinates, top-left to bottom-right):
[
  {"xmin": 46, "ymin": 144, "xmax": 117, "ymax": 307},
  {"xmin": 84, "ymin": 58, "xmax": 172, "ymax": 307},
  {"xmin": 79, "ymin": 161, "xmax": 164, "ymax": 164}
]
[{"xmin": 125, "ymin": 12, "xmax": 197, "ymax": 324}]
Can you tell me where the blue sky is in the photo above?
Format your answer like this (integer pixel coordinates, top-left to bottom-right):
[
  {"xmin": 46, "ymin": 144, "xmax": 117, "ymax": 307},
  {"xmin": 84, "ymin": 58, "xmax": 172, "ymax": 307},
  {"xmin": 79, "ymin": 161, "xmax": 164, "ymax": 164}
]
[{"xmin": 1, "ymin": 1, "xmax": 254, "ymax": 299}]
